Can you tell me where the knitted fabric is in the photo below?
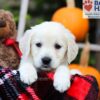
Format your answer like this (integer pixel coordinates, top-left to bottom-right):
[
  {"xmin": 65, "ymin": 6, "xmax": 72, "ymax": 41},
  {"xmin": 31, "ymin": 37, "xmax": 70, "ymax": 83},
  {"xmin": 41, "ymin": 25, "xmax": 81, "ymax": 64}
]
[{"xmin": 0, "ymin": 67, "xmax": 99, "ymax": 100}]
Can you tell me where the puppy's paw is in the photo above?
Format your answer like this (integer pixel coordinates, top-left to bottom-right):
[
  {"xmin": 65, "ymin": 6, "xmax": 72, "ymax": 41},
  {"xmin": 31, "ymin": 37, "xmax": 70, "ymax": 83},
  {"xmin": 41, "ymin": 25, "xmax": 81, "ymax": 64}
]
[
  {"xmin": 19, "ymin": 65, "xmax": 37, "ymax": 85},
  {"xmin": 53, "ymin": 65, "xmax": 71, "ymax": 93},
  {"xmin": 70, "ymin": 69, "xmax": 82, "ymax": 75},
  {"xmin": 53, "ymin": 76, "xmax": 70, "ymax": 93}
]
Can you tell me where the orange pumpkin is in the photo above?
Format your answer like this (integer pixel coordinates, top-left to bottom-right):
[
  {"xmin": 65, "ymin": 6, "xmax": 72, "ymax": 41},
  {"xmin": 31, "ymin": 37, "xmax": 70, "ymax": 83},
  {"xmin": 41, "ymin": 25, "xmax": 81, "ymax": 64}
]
[
  {"xmin": 69, "ymin": 41, "xmax": 100, "ymax": 90},
  {"xmin": 69, "ymin": 64, "xmax": 100, "ymax": 89},
  {"xmin": 52, "ymin": 7, "xmax": 89, "ymax": 41}
]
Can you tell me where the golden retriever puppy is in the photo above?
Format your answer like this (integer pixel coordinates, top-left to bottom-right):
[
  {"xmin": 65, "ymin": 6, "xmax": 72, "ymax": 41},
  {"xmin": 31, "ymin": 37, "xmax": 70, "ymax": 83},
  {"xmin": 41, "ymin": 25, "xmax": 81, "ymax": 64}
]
[{"xmin": 18, "ymin": 22, "xmax": 78, "ymax": 93}]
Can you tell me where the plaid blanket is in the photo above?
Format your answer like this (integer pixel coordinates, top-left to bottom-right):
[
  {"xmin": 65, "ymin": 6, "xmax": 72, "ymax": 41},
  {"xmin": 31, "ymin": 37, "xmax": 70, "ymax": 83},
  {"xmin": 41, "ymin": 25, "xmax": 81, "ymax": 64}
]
[{"xmin": 0, "ymin": 66, "xmax": 99, "ymax": 100}]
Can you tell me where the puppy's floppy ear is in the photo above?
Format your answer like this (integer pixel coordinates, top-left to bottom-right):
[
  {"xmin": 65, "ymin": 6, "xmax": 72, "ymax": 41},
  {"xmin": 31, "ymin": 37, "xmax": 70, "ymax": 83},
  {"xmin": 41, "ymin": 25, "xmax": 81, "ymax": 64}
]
[
  {"xmin": 19, "ymin": 29, "xmax": 33, "ymax": 58},
  {"xmin": 66, "ymin": 30, "xmax": 78, "ymax": 64}
]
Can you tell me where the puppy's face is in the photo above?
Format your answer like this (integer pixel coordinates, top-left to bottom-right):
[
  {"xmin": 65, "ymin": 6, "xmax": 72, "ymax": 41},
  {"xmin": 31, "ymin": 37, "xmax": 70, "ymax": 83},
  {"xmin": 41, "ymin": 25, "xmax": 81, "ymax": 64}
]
[
  {"xmin": 19, "ymin": 22, "xmax": 78, "ymax": 71},
  {"xmin": 31, "ymin": 31, "xmax": 67, "ymax": 70}
]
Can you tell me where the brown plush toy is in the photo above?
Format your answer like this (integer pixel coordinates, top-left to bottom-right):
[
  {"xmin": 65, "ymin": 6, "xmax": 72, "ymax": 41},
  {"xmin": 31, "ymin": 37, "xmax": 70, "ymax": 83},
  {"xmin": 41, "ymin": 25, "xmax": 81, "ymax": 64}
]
[{"xmin": 0, "ymin": 10, "xmax": 20, "ymax": 69}]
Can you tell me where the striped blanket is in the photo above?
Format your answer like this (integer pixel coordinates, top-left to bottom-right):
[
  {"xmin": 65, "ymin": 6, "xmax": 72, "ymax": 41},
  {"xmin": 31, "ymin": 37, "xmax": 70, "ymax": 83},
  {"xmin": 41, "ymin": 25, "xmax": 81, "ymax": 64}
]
[{"xmin": 0, "ymin": 67, "xmax": 99, "ymax": 100}]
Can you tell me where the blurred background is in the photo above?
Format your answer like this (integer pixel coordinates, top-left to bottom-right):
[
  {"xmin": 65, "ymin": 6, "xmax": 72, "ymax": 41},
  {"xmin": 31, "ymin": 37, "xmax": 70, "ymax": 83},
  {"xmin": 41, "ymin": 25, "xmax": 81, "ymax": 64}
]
[{"xmin": 0, "ymin": 0, "xmax": 100, "ymax": 71}]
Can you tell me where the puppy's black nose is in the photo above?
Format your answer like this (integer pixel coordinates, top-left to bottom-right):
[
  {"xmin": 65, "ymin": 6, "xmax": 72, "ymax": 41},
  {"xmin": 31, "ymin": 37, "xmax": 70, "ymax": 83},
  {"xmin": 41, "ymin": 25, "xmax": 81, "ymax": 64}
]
[{"xmin": 42, "ymin": 57, "xmax": 51, "ymax": 65}]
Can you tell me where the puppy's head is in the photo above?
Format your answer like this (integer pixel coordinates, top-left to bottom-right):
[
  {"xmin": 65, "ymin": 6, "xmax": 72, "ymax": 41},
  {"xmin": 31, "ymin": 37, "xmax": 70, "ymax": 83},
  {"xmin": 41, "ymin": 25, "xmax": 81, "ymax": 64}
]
[{"xmin": 19, "ymin": 22, "xmax": 78, "ymax": 71}]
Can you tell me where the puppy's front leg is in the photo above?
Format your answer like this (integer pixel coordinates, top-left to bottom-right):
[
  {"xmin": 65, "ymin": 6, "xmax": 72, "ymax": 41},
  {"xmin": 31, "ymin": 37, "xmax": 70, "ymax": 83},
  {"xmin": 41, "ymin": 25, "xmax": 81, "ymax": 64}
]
[
  {"xmin": 18, "ymin": 58, "xmax": 38, "ymax": 85},
  {"xmin": 53, "ymin": 65, "xmax": 71, "ymax": 93}
]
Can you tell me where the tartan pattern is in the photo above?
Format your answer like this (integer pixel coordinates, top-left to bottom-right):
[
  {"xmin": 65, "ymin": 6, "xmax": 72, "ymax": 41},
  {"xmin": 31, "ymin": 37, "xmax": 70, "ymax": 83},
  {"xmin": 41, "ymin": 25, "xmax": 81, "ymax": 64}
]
[
  {"xmin": 0, "ymin": 67, "xmax": 40, "ymax": 100},
  {"xmin": 66, "ymin": 75, "xmax": 99, "ymax": 100},
  {"xmin": 0, "ymin": 66, "xmax": 99, "ymax": 100}
]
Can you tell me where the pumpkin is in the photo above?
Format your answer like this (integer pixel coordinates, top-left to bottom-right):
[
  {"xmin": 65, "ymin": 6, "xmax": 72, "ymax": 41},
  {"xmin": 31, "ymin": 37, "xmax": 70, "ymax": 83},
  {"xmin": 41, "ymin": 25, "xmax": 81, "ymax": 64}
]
[
  {"xmin": 69, "ymin": 64, "xmax": 100, "ymax": 89},
  {"xmin": 52, "ymin": 7, "xmax": 89, "ymax": 41},
  {"xmin": 69, "ymin": 40, "xmax": 100, "ymax": 90}
]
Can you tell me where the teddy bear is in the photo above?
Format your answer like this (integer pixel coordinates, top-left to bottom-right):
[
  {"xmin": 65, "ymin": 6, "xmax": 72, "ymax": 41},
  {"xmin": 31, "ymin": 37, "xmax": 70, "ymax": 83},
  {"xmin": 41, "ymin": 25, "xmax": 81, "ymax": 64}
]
[{"xmin": 0, "ymin": 10, "xmax": 20, "ymax": 69}]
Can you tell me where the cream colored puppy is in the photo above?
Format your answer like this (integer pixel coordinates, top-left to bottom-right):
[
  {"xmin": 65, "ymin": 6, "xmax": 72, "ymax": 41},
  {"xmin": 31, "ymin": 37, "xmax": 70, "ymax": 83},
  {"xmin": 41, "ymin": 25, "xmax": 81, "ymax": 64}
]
[{"xmin": 18, "ymin": 22, "xmax": 78, "ymax": 93}]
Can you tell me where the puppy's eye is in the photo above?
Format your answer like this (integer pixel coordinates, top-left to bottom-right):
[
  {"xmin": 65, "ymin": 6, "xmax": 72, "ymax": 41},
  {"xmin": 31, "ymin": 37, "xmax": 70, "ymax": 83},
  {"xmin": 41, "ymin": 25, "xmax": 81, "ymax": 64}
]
[
  {"xmin": 36, "ymin": 43, "xmax": 42, "ymax": 47},
  {"xmin": 55, "ymin": 43, "xmax": 61, "ymax": 49}
]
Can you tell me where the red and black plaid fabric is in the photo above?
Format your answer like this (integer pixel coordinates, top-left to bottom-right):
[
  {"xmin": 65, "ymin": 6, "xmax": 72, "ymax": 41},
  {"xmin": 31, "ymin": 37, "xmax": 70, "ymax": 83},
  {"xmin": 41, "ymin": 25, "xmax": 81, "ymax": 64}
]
[{"xmin": 0, "ymin": 66, "xmax": 99, "ymax": 100}]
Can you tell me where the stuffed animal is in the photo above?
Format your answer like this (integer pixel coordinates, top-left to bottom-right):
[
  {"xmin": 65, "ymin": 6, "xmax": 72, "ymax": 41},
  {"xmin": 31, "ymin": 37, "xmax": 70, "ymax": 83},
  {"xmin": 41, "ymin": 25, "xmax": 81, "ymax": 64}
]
[{"xmin": 0, "ymin": 10, "xmax": 20, "ymax": 69}]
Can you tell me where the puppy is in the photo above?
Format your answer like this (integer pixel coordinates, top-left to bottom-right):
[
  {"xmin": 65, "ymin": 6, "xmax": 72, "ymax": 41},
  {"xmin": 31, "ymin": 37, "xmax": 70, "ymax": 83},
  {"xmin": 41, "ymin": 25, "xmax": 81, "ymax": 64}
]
[{"xmin": 18, "ymin": 22, "xmax": 78, "ymax": 93}]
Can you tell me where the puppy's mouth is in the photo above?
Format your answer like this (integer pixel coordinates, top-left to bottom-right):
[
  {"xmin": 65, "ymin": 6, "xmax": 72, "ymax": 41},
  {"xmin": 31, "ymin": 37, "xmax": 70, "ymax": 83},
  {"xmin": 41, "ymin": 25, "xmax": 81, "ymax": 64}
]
[
  {"xmin": 40, "ymin": 67, "xmax": 52, "ymax": 71},
  {"xmin": 39, "ymin": 65, "xmax": 53, "ymax": 71}
]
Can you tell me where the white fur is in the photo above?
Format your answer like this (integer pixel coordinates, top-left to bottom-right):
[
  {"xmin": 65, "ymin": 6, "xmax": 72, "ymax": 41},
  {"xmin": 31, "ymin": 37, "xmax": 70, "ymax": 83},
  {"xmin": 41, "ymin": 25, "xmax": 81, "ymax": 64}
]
[
  {"xmin": 18, "ymin": 57, "xmax": 38, "ymax": 84},
  {"xmin": 54, "ymin": 65, "xmax": 71, "ymax": 92},
  {"xmin": 70, "ymin": 69, "xmax": 82, "ymax": 75},
  {"xmin": 18, "ymin": 21, "xmax": 78, "ymax": 92}
]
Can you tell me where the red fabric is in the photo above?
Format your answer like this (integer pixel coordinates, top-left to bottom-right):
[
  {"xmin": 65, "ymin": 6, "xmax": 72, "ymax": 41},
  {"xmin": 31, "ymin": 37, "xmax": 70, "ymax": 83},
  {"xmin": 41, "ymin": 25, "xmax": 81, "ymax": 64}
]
[
  {"xmin": 0, "ymin": 66, "xmax": 99, "ymax": 100},
  {"xmin": 26, "ymin": 86, "xmax": 40, "ymax": 100},
  {"xmin": 3, "ymin": 38, "xmax": 22, "ymax": 58},
  {"xmin": 67, "ymin": 76, "xmax": 91, "ymax": 100},
  {"xmin": 46, "ymin": 72, "xmax": 54, "ymax": 80},
  {"xmin": 17, "ymin": 93, "xmax": 29, "ymax": 100}
]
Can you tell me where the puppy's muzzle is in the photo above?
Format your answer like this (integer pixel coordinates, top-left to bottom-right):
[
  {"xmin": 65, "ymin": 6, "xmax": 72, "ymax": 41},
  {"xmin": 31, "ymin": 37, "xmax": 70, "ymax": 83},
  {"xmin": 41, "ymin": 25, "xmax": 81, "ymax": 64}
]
[{"xmin": 42, "ymin": 57, "xmax": 51, "ymax": 67}]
